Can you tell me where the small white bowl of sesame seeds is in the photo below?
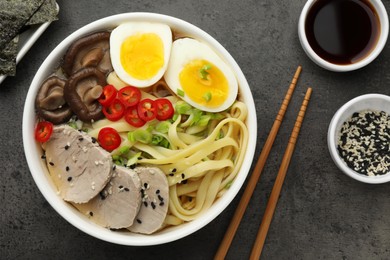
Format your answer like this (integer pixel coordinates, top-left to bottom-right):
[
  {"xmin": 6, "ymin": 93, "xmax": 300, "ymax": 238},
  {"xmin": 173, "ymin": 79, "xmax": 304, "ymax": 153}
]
[{"xmin": 328, "ymin": 94, "xmax": 390, "ymax": 184}]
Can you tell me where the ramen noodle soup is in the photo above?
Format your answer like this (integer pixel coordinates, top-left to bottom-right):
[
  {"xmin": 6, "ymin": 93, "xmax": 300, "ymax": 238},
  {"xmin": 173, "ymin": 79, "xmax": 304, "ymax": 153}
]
[{"xmin": 33, "ymin": 21, "xmax": 249, "ymax": 234}]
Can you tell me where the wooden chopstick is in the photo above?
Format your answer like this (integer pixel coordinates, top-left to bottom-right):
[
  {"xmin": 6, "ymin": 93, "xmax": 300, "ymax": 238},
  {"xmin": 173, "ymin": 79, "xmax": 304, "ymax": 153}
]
[
  {"xmin": 214, "ymin": 66, "xmax": 302, "ymax": 260},
  {"xmin": 249, "ymin": 87, "xmax": 312, "ymax": 260}
]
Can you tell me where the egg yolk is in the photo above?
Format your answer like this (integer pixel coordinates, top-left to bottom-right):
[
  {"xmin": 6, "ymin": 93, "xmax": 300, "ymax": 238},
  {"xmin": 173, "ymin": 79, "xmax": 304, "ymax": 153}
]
[
  {"xmin": 179, "ymin": 60, "xmax": 228, "ymax": 108},
  {"xmin": 120, "ymin": 33, "xmax": 164, "ymax": 80}
]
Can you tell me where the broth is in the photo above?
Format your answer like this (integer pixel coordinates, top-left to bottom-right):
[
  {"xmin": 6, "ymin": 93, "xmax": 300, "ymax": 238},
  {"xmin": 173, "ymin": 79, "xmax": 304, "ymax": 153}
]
[{"xmin": 305, "ymin": 0, "xmax": 380, "ymax": 65}]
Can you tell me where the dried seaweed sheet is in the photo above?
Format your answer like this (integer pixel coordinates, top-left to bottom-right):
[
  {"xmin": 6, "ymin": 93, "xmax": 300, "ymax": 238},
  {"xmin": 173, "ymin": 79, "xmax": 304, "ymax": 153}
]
[
  {"xmin": 0, "ymin": 0, "xmax": 45, "ymax": 51},
  {"xmin": 0, "ymin": 36, "xmax": 18, "ymax": 76},
  {"xmin": 26, "ymin": 0, "xmax": 58, "ymax": 25}
]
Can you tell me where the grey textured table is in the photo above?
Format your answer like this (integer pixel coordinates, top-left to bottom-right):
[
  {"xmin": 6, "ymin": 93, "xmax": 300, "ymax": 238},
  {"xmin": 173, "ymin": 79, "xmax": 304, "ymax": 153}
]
[{"xmin": 2, "ymin": 0, "xmax": 390, "ymax": 259}]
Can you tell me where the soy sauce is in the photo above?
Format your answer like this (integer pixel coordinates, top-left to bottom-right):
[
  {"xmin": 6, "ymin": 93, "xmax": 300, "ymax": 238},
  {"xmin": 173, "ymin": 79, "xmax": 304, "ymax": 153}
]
[{"xmin": 305, "ymin": 0, "xmax": 380, "ymax": 65}]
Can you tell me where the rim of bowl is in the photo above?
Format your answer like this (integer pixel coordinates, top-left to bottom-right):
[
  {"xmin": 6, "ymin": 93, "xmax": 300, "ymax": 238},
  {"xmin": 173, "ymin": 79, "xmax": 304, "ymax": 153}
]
[
  {"xmin": 298, "ymin": 0, "xmax": 389, "ymax": 72},
  {"xmin": 327, "ymin": 93, "xmax": 390, "ymax": 184},
  {"xmin": 22, "ymin": 12, "xmax": 257, "ymax": 245}
]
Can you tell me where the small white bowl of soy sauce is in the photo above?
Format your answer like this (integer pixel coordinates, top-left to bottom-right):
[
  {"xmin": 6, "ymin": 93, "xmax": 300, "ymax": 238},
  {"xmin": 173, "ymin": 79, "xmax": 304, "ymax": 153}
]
[{"xmin": 298, "ymin": 0, "xmax": 389, "ymax": 72}]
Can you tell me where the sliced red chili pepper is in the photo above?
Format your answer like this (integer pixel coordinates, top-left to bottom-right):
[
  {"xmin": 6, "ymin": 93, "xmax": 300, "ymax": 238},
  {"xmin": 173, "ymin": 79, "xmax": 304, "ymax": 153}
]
[
  {"xmin": 97, "ymin": 127, "xmax": 121, "ymax": 151},
  {"xmin": 118, "ymin": 86, "xmax": 141, "ymax": 107},
  {"xmin": 102, "ymin": 98, "xmax": 125, "ymax": 121},
  {"xmin": 155, "ymin": 98, "xmax": 174, "ymax": 121},
  {"xmin": 34, "ymin": 121, "xmax": 54, "ymax": 143},
  {"xmin": 137, "ymin": 98, "xmax": 156, "ymax": 122},
  {"xmin": 98, "ymin": 84, "xmax": 117, "ymax": 107},
  {"xmin": 124, "ymin": 106, "xmax": 146, "ymax": 127}
]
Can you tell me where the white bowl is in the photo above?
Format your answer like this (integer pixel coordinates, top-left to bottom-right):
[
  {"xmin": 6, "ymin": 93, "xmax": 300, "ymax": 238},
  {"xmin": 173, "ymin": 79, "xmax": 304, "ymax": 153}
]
[
  {"xmin": 328, "ymin": 94, "xmax": 390, "ymax": 184},
  {"xmin": 298, "ymin": 0, "xmax": 389, "ymax": 72},
  {"xmin": 22, "ymin": 13, "xmax": 257, "ymax": 245}
]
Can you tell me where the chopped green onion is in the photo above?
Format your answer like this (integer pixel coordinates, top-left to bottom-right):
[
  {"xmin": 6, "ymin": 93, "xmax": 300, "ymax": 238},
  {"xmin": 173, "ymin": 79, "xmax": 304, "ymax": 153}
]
[
  {"xmin": 177, "ymin": 89, "xmax": 185, "ymax": 97},
  {"xmin": 132, "ymin": 129, "xmax": 152, "ymax": 144},
  {"xmin": 218, "ymin": 131, "xmax": 225, "ymax": 139},
  {"xmin": 114, "ymin": 156, "xmax": 125, "ymax": 166},
  {"xmin": 199, "ymin": 64, "xmax": 212, "ymax": 80},
  {"xmin": 119, "ymin": 146, "xmax": 130, "ymax": 155},
  {"xmin": 159, "ymin": 138, "xmax": 170, "ymax": 148},
  {"xmin": 198, "ymin": 115, "xmax": 211, "ymax": 127},
  {"xmin": 202, "ymin": 92, "xmax": 212, "ymax": 102},
  {"xmin": 68, "ymin": 121, "xmax": 78, "ymax": 129},
  {"xmin": 155, "ymin": 121, "xmax": 171, "ymax": 134},
  {"xmin": 126, "ymin": 152, "xmax": 142, "ymax": 167},
  {"xmin": 151, "ymin": 135, "xmax": 163, "ymax": 145},
  {"xmin": 175, "ymin": 101, "xmax": 192, "ymax": 115},
  {"xmin": 151, "ymin": 134, "xmax": 170, "ymax": 148},
  {"xmin": 225, "ymin": 180, "xmax": 233, "ymax": 189},
  {"xmin": 209, "ymin": 112, "xmax": 224, "ymax": 120},
  {"xmin": 191, "ymin": 109, "xmax": 203, "ymax": 126}
]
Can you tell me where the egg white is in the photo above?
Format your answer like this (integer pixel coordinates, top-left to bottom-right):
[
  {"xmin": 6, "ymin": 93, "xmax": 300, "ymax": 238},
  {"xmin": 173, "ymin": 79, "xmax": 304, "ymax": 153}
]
[
  {"xmin": 110, "ymin": 22, "xmax": 172, "ymax": 88},
  {"xmin": 164, "ymin": 38, "xmax": 238, "ymax": 112}
]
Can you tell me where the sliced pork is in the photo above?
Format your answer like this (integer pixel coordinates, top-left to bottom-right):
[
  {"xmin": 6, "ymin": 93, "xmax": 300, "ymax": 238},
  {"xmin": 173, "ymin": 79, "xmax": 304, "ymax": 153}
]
[
  {"xmin": 128, "ymin": 167, "xmax": 169, "ymax": 234},
  {"xmin": 42, "ymin": 125, "xmax": 112, "ymax": 203},
  {"xmin": 73, "ymin": 166, "xmax": 142, "ymax": 229}
]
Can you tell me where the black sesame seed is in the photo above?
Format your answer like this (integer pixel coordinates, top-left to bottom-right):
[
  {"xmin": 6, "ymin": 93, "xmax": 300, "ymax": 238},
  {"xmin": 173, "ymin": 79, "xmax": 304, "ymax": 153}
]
[
  {"xmin": 64, "ymin": 145, "xmax": 70, "ymax": 150},
  {"xmin": 159, "ymin": 201, "xmax": 165, "ymax": 206},
  {"xmin": 136, "ymin": 219, "xmax": 142, "ymax": 224},
  {"xmin": 67, "ymin": 177, "xmax": 72, "ymax": 182},
  {"xmin": 171, "ymin": 168, "xmax": 177, "ymax": 173},
  {"xmin": 49, "ymin": 162, "xmax": 54, "ymax": 166},
  {"xmin": 151, "ymin": 202, "xmax": 156, "ymax": 209},
  {"xmin": 89, "ymin": 211, "xmax": 94, "ymax": 216},
  {"xmin": 113, "ymin": 165, "xmax": 116, "ymax": 170},
  {"xmin": 119, "ymin": 185, "xmax": 123, "ymax": 189},
  {"xmin": 138, "ymin": 157, "xmax": 142, "ymax": 160},
  {"xmin": 130, "ymin": 164, "xmax": 136, "ymax": 169},
  {"xmin": 41, "ymin": 154, "xmax": 46, "ymax": 159},
  {"xmin": 79, "ymin": 137, "xmax": 84, "ymax": 141},
  {"xmin": 144, "ymin": 201, "xmax": 148, "ymax": 207},
  {"xmin": 156, "ymin": 189, "xmax": 160, "ymax": 194},
  {"xmin": 182, "ymin": 180, "xmax": 188, "ymax": 184},
  {"xmin": 66, "ymin": 166, "xmax": 70, "ymax": 172},
  {"xmin": 124, "ymin": 188, "xmax": 129, "ymax": 192},
  {"xmin": 91, "ymin": 137, "xmax": 97, "ymax": 143},
  {"xmin": 169, "ymin": 173, "xmax": 174, "ymax": 176},
  {"xmin": 158, "ymin": 195, "xmax": 164, "ymax": 201},
  {"xmin": 181, "ymin": 173, "xmax": 185, "ymax": 179},
  {"xmin": 144, "ymin": 183, "xmax": 148, "ymax": 188},
  {"xmin": 99, "ymin": 191, "xmax": 107, "ymax": 200}
]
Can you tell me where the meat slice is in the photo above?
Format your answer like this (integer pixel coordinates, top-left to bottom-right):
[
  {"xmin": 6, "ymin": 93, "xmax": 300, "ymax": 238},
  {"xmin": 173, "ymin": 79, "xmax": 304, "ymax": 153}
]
[
  {"xmin": 128, "ymin": 167, "xmax": 169, "ymax": 234},
  {"xmin": 73, "ymin": 166, "xmax": 142, "ymax": 229},
  {"xmin": 42, "ymin": 125, "xmax": 112, "ymax": 203}
]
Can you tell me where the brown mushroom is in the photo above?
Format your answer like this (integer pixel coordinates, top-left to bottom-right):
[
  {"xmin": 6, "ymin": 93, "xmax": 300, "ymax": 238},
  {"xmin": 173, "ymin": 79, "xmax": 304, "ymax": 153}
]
[
  {"xmin": 64, "ymin": 67, "xmax": 106, "ymax": 122},
  {"xmin": 63, "ymin": 31, "xmax": 113, "ymax": 76},
  {"xmin": 35, "ymin": 76, "xmax": 73, "ymax": 124}
]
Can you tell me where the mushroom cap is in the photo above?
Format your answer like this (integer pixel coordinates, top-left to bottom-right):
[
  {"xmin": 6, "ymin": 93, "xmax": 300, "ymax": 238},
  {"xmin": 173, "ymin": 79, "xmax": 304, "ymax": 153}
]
[
  {"xmin": 63, "ymin": 67, "xmax": 106, "ymax": 122},
  {"xmin": 63, "ymin": 31, "xmax": 112, "ymax": 76},
  {"xmin": 35, "ymin": 76, "xmax": 73, "ymax": 124}
]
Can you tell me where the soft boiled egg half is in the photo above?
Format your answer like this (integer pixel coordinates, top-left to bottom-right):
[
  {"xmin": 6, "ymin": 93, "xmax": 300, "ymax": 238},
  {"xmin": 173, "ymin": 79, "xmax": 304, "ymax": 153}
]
[
  {"xmin": 164, "ymin": 38, "xmax": 238, "ymax": 112},
  {"xmin": 110, "ymin": 22, "xmax": 172, "ymax": 88}
]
